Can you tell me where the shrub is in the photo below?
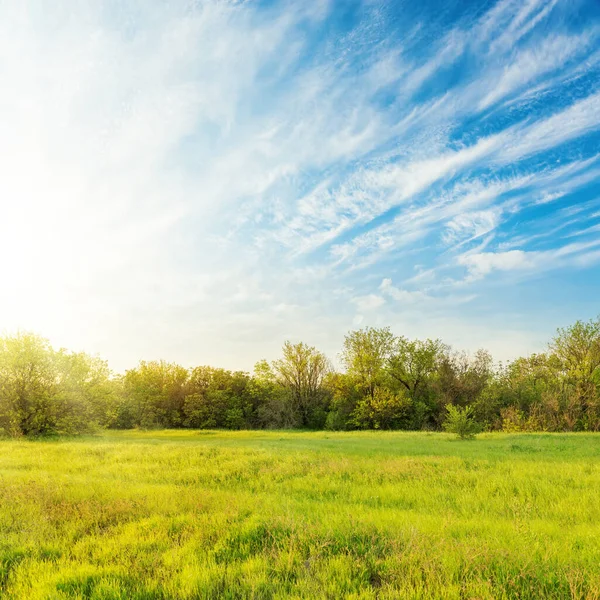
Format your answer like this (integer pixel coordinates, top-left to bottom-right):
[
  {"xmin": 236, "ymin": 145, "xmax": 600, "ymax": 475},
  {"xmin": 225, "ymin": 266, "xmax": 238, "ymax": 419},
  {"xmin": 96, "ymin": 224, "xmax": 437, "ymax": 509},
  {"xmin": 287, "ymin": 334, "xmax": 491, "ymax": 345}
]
[
  {"xmin": 351, "ymin": 388, "xmax": 412, "ymax": 430},
  {"xmin": 443, "ymin": 404, "xmax": 480, "ymax": 439}
]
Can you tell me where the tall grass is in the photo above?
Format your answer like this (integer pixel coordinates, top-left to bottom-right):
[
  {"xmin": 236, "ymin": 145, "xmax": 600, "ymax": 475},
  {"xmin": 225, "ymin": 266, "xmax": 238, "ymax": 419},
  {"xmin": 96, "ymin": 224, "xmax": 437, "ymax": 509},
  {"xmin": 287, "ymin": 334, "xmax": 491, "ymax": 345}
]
[{"xmin": 1, "ymin": 430, "xmax": 599, "ymax": 599}]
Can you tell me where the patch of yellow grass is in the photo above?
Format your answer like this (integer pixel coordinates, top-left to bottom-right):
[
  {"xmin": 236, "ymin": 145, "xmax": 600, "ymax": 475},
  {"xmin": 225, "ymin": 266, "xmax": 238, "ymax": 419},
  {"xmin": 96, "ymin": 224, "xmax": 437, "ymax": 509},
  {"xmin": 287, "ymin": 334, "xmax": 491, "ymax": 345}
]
[{"xmin": 1, "ymin": 430, "xmax": 599, "ymax": 598}]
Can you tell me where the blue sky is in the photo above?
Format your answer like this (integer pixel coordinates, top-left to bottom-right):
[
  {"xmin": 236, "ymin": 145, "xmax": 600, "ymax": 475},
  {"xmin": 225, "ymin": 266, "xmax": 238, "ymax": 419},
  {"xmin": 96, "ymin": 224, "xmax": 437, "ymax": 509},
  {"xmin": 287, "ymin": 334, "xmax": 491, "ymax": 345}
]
[{"xmin": 1, "ymin": 0, "xmax": 599, "ymax": 371}]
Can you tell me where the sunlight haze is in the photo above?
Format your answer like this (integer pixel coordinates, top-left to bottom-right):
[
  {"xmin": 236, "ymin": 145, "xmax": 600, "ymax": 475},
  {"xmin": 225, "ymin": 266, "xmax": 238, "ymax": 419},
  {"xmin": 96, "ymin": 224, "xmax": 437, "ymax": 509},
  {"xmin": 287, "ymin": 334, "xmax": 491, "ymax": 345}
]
[{"xmin": 1, "ymin": 0, "xmax": 599, "ymax": 372}]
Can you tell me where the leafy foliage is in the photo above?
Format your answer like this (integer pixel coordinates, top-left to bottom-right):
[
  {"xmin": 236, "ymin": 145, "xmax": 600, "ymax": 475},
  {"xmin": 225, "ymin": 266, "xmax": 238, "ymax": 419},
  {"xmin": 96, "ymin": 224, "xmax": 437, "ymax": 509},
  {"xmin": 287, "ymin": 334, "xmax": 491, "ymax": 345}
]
[
  {"xmin": 351, "ymin": 387, "xmax": 412, "ymax": 430},
  {"xmin": 0, "ymin": 333, "xmax": 115, "ymax": 436},
  {"xmin": 442, "ymin": 404, "xmax": 481, "ymax": 439},
  {"xmin": 1, "ymin": 316, "xmax": 600, "ymax": 435},
  {"xmin": 341, "ymin": 327, "xmax": 395, "ymax": 399},
  {"xmin": 272, "ymin": 341, "xmax": 331, "ymax": 428}
]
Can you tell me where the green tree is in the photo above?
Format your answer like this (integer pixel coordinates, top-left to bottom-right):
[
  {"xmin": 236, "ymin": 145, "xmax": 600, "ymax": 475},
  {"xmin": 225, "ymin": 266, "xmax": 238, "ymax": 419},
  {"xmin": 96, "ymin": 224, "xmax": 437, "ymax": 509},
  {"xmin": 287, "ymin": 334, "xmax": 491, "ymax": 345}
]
[
  {"xmin": 387, "ymin": 337, "xmax": 446, "ymax": 398},
  {"xmin": 184, "ymin": 366, "xmax": 253, "ymax": 429},
  {"xmin": 443, "ymin": 404, "xmax": 480, "ymax": 439},
  {"xmin": 387, "ymin": 337, "xmax": 446, "ymax": 427},
  {"xmin": 351, "ymin": 387, "xmax": 412, "ymax": 430},
  {"xmin": 324, "ymin": 372, "xmax": 362, "ymax": 430},
  {"xmin": 53, "ymin": 350, "xmax": 117, "ymax": 434},
  {"xmin": 550, "ymin": 317, "xmax": 600, "ymax": 429},
  {"xmin": 341, "ymin": 327, "xmax": 395, "ymax": 399},
  {"xmin": 0, "ymin": 333, "xmax": 116, "ymax": 436},
  {"xmin": 123, "ymin": 361, "xmax": 188, "ymax": 428},
  {"xmin": 272, "ymin": 341, "xmax": 331, "ymax": 428},
  {"xmin": 0, "ymin": 333, "xmax": 57, "ymax": 436},
  {"xmin": 436, "ymin": 349, "xmax": 493, "ymax": 407},
  {"xmin": 251, "ymin": 360, "xmax": 295, "ymax": 429}
]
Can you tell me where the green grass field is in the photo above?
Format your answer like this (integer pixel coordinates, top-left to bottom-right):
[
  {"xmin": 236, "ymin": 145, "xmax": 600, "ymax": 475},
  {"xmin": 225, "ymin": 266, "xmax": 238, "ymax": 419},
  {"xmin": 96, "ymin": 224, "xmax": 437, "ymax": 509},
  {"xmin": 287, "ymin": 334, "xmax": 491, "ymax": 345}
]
[{"xmin": 1, "ymin": 431, "xmax": 599, "ymax": 599}]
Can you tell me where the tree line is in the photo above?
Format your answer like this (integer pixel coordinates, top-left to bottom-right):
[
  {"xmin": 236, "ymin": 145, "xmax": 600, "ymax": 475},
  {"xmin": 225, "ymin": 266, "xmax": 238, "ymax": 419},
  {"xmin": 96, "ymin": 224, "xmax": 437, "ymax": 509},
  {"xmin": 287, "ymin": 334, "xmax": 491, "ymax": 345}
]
[{"xmin": 1, "ymin": 317, "xmax": 599, "ymax": 436}]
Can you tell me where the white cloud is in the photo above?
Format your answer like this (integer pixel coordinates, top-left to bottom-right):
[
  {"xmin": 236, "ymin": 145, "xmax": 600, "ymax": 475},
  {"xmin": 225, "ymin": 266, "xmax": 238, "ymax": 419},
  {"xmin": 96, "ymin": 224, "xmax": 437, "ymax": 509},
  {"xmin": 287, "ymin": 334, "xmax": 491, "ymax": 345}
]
[
  {"xmin": 458, "ymin": 239, "xmax": 600, "ymax": 282},
  {"xmin": 442, "ymin": 209, "xmax": 501, "ymax": 245},
  {"xmin": 458, "ymin": 250, "xmax": 538, "ymax": 280},
  {"xmin": 487, "ymin": 0, "xmax": 559, "ymax": 55},
  {"xmin": 379, "ymin": 278, "xmax": 430, "ymax": 303},
  {"xmin": 480, "ymin": 32, "xmax": 594, "ymax": 109},
  {"xmin": 351, "ymin": 294, "xmax": 386, "ymax": 311},
  {"xmin": 565, "ymin": 221, "xmax": 600, "ymax": 238},
  {"xmin": 0, "ymin": 0, "xmax": 598, "ymax": 371},
  {"xmin": 0, "ymin": 0, "xmax": 342, "ymax": 367},
  {"xmin": 498, "ymin": 92, "xmax": 600, "ymax": 163}
]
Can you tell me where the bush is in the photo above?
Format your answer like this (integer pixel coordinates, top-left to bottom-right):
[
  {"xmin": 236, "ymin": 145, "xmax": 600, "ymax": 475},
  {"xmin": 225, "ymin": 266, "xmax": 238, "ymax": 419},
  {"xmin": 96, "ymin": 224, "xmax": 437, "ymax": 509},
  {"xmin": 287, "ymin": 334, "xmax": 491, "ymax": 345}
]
[
  {"xmin": 443, "ymin": 404, "xmax": 480, "ymax": 439},
  {"xmin": 225, "ymin": 408, "xmax": 245, "ymax": 430},
  {"xmin": 351, "ymin": 388, "xmax": 412, "ymax": 430}
]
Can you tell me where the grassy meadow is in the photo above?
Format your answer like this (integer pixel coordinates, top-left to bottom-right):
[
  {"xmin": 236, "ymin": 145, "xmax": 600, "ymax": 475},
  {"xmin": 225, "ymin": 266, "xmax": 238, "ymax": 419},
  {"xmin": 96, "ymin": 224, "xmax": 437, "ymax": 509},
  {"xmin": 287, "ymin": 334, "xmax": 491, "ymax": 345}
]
[{"xmin": 1, "ymin": 431, "xmax": 599, "ymax": 599}]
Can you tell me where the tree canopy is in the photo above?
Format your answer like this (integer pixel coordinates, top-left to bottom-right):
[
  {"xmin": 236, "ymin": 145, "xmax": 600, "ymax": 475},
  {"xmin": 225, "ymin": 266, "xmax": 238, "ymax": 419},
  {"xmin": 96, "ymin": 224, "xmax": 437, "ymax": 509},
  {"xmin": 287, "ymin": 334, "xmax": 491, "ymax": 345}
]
[{"xmin": 1, "ymin": 316, "xmax": 600, "ymax": 436}]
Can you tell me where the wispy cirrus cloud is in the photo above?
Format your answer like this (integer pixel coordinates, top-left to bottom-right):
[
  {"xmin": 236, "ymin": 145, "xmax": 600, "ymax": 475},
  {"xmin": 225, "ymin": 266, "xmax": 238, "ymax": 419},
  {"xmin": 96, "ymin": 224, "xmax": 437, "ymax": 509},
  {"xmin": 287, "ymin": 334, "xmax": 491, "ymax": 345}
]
[
  {"xmin": 479, "ymin": 31, "xmax": 597, "ymax": 110},
  {"xmin": 458, "ymin": 238, "xmax": 600, "ymax": 282},
  {"xmin": 1, "ymin": 0, "xmax": 599, "ymax": 369}
]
